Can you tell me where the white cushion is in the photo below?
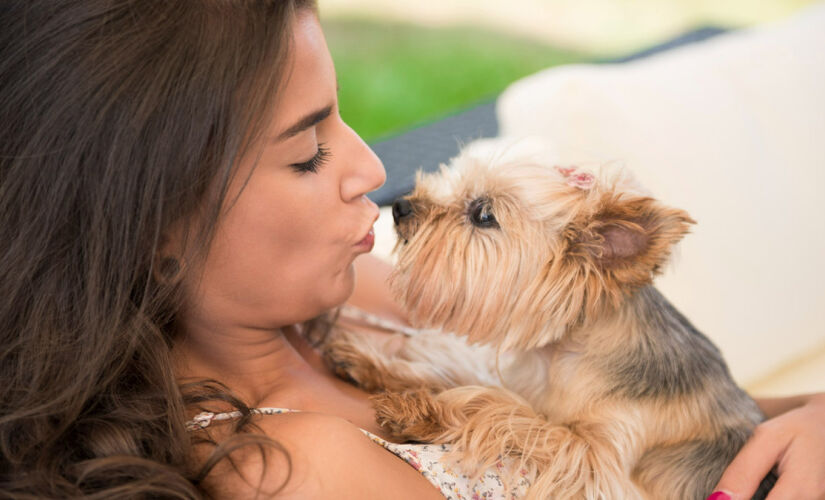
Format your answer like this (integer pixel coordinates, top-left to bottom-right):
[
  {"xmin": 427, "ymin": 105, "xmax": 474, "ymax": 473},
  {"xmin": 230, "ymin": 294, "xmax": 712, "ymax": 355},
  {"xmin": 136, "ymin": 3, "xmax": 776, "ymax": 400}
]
[{"xmin": 495, "ymin": 4, "xmax": 825, "ymax": 391}]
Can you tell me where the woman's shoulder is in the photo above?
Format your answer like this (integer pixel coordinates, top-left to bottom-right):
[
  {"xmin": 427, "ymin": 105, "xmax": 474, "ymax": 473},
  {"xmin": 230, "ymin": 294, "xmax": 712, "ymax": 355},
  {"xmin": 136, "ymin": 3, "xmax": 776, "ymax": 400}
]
[{"xmin": 197, "ymin": 410, "xmax": 443, "ymax": 499}]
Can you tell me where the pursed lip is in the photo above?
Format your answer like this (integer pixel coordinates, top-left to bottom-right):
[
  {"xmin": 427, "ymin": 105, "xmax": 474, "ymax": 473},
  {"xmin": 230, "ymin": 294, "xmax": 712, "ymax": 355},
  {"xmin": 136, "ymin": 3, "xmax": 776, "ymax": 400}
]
[
  {"xmin": 354, "ymin": 208, "xmax": 380, "ymax": 247},
  {"xmin": 355, "ymin": 227, "xmax": 375, "ymax": 251}
]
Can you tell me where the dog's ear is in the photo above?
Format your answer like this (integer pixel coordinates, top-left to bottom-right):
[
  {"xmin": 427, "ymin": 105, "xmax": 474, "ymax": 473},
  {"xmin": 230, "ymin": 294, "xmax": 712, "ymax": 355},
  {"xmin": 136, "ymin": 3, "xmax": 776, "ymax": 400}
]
[{"xmin": 568, "ymin": 195, "xmax": 695, "ymax": 289}]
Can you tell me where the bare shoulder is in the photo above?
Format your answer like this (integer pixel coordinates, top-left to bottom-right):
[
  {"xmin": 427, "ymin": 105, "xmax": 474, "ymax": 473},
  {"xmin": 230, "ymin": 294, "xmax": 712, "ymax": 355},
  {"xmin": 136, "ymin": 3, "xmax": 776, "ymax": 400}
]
[{"xmin": 197, "ymin": 411, "xmax": 443, "ymax": 499}]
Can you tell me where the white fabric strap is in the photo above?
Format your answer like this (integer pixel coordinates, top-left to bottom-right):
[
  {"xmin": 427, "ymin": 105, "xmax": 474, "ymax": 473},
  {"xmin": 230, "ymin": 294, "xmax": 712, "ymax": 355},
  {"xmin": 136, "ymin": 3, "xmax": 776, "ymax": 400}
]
[{"xmin": 186, "ymin": 407, "xmax": 297, "ymax": 431}]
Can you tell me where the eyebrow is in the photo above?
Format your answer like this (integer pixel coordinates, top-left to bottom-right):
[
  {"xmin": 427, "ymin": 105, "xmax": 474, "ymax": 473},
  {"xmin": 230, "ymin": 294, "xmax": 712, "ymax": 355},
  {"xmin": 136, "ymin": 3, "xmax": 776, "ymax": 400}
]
[{"xmin": 275, "ymin": 104, "xmax": 333, "ymax": 141}]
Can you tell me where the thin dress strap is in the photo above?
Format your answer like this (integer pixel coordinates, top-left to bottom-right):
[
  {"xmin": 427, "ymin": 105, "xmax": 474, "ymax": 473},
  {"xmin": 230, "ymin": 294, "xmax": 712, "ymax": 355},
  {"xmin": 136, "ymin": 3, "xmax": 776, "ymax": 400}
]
[{"xmin": 185, "ymin": 407, "xmax": 297, "ymax": 431}]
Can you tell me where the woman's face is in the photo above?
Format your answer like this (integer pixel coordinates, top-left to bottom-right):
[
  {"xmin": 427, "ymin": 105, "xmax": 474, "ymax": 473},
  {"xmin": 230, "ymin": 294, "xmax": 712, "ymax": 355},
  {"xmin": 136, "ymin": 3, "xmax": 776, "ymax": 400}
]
[{"xmin": 180, "ymin": 11, "xmax": 385, "ymax": 332}]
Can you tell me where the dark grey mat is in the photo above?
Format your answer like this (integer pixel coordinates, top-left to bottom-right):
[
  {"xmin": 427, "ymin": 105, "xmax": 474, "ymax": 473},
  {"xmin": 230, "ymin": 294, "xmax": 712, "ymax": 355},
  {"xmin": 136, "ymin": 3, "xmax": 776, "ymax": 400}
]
[
  {"xmin": 367, "ymin": 27, "xmax": 727, "ymax": 206},
  {"xmin": 607, "ymin": 26, "xmax": 727, "ymax": 63},
  {"xmin": 368, "ymin": 100, "xmax": 498, "ymax": 205}
]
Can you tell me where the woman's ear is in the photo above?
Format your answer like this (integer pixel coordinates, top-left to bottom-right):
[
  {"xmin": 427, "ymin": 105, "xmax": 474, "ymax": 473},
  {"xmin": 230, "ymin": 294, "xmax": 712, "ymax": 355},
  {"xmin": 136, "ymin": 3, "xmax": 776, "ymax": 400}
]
[
  {"xmin": 152, "ymin": 221, "xmax": 189, "ymax": 285},
  {"xmin": 568, "ymin": 194, "xmax": 695, "ymax": 290}
]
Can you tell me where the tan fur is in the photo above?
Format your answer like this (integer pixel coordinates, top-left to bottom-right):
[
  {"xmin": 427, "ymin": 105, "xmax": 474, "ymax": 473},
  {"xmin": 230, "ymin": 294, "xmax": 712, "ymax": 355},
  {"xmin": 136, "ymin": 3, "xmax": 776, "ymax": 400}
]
[
  {"xmin": 322, "ymin": 327, "xmax": 502, "ymax": 392},
  {"xmin": 323, "ymin": 146, "xmax": 767, "ymax": 499}
]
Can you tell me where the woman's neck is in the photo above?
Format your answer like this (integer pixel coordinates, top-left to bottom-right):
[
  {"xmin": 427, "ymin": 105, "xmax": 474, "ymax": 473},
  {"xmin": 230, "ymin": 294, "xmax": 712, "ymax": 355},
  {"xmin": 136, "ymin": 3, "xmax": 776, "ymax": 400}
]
[
  {"xmin": 171, "ymin": 320, "xmax": 390, "ymax": 437},
  {"xmin": 172, "ymin": 321, "xmax": 331, "ymax": 406}
]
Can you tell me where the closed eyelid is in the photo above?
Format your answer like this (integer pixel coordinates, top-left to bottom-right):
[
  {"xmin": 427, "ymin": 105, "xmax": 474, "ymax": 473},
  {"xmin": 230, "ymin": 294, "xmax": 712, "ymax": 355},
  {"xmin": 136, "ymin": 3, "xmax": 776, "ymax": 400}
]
[{"xmin": 289, "ymin": 144, "xmax": 331, "ymax": 174}]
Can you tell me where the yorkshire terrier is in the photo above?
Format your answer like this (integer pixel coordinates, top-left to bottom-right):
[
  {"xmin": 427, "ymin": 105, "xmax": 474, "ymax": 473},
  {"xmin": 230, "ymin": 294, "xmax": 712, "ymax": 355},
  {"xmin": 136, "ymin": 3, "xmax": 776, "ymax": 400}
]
[{"xmin": 322, "ymin": 143, "xmax": 775, "ymax": 499}]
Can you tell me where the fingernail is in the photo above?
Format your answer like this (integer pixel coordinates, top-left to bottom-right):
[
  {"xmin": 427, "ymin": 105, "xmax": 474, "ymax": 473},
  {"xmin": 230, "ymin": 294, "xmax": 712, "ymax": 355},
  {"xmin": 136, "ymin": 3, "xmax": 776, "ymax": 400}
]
[{"xmin": 706, "ymin": 492, "xmax": 731, "ymax": 500}]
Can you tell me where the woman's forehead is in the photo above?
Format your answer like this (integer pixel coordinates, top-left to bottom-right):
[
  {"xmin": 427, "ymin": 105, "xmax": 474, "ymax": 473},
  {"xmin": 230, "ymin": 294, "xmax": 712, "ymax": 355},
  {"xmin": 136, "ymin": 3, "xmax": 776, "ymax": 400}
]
[{"xmin": 269, "ymin": 11, "xmax": 337, "ymax": 141}]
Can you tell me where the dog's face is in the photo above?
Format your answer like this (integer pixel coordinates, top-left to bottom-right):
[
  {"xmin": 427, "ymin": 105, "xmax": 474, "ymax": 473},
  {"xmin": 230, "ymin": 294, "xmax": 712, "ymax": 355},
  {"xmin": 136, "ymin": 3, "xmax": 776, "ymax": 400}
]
[{"xmin": 390, "ymin": 145, "xmax": 694, "ymax": 350}]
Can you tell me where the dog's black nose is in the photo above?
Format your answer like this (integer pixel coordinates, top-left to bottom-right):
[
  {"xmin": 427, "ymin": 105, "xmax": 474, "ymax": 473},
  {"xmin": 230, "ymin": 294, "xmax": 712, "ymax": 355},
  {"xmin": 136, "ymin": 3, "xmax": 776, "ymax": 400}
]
[{"xmin": 392, "ymin": 198, "xmax": 413, "ymax": 225}]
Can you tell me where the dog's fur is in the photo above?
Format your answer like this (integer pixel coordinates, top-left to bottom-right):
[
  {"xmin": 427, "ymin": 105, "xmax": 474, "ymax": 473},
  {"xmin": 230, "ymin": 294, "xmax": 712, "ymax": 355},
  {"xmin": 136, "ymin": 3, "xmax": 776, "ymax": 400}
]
[{"xmin": 323, "ymin": 144, "xmax": 772, "ymax": 499}]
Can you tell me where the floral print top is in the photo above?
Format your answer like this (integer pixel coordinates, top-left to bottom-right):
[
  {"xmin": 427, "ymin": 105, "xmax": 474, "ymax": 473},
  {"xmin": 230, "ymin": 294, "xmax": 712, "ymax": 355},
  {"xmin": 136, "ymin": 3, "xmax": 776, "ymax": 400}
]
[{"xmin": 187, "ymin": 407, "xmax": 533, "ymax": 499}]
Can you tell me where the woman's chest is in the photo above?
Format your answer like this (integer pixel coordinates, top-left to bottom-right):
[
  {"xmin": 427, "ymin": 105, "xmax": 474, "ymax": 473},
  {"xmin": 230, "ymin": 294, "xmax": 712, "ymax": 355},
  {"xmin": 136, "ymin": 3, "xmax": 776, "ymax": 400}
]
[{"xmin": 258, "ymin": 369, "xmax": 395, "ymax": 440}]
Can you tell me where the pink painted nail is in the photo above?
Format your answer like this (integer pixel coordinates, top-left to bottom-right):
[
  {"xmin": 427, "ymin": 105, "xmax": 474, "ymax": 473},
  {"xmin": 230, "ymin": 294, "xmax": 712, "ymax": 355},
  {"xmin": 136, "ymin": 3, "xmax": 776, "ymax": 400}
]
[{"xmin": 706, "ymin": 492, "xmax": 731, "ymax": 500}]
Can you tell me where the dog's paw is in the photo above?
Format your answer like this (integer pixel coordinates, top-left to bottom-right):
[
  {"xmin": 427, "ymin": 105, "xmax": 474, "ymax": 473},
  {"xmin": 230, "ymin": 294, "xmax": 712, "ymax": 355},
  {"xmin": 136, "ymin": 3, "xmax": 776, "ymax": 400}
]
[
  {"xmin": 320, "ymin": 331, "xmax": 385, "ymax": 392},
  {"xmin": 371, "ymin": 390, "xmax": 447, "ymax": 442}
]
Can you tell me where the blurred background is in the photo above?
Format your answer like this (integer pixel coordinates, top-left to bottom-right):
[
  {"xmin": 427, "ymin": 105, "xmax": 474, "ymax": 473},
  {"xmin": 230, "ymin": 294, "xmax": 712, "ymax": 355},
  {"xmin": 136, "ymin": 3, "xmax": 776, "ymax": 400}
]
[
  {"xmin": 319, "ymin": 0, "xmax": 819, "ymax": 142},
  {"xmin": 322, "ymin": 0, "xmax": 825, "ymax": 397}
]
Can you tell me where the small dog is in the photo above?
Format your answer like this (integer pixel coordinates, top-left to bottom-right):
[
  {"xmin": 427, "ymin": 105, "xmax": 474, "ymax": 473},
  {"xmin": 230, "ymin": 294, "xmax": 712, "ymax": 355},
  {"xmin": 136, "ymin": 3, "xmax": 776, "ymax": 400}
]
[{"xmin": 323, "ymin": 143, "xmax": 774, "ymax": 499}]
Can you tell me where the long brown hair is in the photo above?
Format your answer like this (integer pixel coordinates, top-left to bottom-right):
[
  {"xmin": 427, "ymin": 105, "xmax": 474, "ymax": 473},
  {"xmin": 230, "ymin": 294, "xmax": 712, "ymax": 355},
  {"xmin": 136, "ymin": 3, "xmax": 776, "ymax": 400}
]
[{"xmin": 0, "ymin": 0, "xmax": 315, "ymax": 497}]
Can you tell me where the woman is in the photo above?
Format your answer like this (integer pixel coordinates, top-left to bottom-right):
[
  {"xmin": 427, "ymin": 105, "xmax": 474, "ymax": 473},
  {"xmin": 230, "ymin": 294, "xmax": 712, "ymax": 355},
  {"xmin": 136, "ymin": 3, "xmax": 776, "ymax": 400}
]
[{"xmin": 0, "ymin": 1, "xmax": 822, "ymax": 498}]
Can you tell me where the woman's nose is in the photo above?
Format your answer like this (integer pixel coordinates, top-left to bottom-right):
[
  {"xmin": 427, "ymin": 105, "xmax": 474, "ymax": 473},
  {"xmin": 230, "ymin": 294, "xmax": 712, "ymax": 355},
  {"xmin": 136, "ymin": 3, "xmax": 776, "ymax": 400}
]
[{"xmin": 340, "ymin": 126, "xmax": 386, "ymax": 202}]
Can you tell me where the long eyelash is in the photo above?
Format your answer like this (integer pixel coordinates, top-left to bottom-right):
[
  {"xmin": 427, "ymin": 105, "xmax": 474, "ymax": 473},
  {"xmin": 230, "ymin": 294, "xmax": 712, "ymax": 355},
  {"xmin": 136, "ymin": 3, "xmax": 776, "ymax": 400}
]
[{"xmin": 290, "ymin": 144, "xmax": 331, "ymax": 174}]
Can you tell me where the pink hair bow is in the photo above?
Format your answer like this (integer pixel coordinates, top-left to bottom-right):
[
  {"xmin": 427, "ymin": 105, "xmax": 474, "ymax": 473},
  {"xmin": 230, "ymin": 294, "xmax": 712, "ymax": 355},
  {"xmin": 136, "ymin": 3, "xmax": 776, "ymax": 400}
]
[{"xmin": 555, "ymin": 166, "xmax": 595, "ymax": 190}]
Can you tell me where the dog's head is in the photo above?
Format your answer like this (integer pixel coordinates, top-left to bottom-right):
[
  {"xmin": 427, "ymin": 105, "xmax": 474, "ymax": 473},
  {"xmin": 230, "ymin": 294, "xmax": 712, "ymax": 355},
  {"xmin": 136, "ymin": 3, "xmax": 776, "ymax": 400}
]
[{"xmin": 390, "ymin": 143, "xmax": 695, "ymax": 350}]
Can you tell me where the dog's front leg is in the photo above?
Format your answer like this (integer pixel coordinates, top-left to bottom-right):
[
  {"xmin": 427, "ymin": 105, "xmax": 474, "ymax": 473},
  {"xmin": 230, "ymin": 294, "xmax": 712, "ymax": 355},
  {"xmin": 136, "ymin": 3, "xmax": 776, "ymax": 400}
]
[
  {"xmin": 522, "ymin": 418, "xmax": 646, "ymax": 500},
  {"xmin": 373, "ymin": 385, "xmax": 646, "ymax": 499},
  {"xmin": 371, "ymin": 385, "xmax": 541, "ymax": 464},
  {"xmin": 322, "ymin": 328, "xmax": 492, "ymax": 393},
  {"xmin": 321, "ymin": 327, "xmax": 439, "ymax": 392}
]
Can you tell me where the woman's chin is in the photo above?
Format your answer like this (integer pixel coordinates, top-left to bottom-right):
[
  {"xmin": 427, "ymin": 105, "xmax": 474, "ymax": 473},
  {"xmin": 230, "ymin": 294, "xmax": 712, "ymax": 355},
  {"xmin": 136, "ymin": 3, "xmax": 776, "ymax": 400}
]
[{"xmin": 323, "ymin": 262, "xmax": 357, "ymax": 310}]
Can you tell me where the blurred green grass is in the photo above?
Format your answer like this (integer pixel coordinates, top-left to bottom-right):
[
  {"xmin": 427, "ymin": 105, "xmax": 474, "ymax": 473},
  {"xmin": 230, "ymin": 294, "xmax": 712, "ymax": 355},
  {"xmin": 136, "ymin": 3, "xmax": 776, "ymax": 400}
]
[{"xmin": 324, "ymin": 18, "xmax": 592, "ymax": 142}]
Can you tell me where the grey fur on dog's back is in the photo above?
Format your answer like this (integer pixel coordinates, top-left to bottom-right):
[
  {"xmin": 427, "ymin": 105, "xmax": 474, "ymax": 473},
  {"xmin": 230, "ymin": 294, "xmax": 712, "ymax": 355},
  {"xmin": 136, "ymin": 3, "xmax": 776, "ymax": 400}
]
[
  {"xmin": 600, "ymin": 287, "xmax": 770, "ymax": 498},
  {"xmin": 635, "ymin": 433, "xmax": 775, "ymax": 500},
  {"xmin": 604, "ymin": 287, "xmax": 731, "ymax": 400}
]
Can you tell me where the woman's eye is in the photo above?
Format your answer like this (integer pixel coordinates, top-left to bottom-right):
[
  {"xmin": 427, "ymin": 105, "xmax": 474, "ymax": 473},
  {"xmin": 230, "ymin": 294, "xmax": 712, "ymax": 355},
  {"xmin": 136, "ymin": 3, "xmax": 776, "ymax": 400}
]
[
  {"xmin": 289, "ymin": 143, "xmax": 331, "ymax": 174},
  {"xmin": 469, "ymin": 198, "xmax": 499, "ymax": 228}
]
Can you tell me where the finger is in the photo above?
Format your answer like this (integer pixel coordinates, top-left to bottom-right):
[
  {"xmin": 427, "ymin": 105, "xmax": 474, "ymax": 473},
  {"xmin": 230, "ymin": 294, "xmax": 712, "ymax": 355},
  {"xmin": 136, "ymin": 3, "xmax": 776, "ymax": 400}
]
[
  {"xmin": 764, "ymin": 443, "xmax": 825, "ymax": 500},
  {"xmin": 762, "ymin": 470, "xmax": 796, "ymax": 500},
  {"xmin": 712, "ymin": 426, "xmax": 790, "ymax": 500}
]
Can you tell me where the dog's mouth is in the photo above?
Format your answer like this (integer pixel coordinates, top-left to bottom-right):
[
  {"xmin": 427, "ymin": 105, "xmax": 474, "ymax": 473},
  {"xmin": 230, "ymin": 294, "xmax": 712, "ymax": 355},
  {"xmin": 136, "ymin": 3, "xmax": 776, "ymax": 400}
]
[
  {"xmin": 393, "ymin": 221, "xmax": 414, "ymax": 246},
  {"xmin": 393, "ymin": 232, "xmax": 410, "ymax": 249}
]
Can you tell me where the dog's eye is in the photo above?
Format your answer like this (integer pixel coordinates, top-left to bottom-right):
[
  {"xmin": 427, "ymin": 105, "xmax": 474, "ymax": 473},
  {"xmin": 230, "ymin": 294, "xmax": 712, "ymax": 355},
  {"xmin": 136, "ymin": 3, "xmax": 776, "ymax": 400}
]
[{"xmin": 468, "ymin": 198, "xmax": 499, "ymax": 228}]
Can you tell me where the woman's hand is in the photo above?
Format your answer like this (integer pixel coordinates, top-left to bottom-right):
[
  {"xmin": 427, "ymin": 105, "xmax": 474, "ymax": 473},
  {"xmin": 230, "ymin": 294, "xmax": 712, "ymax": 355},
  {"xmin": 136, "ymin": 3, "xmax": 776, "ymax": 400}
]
[{"xmin": 710, "ymin": 392, "xmax": 825, "ymax": 500}]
